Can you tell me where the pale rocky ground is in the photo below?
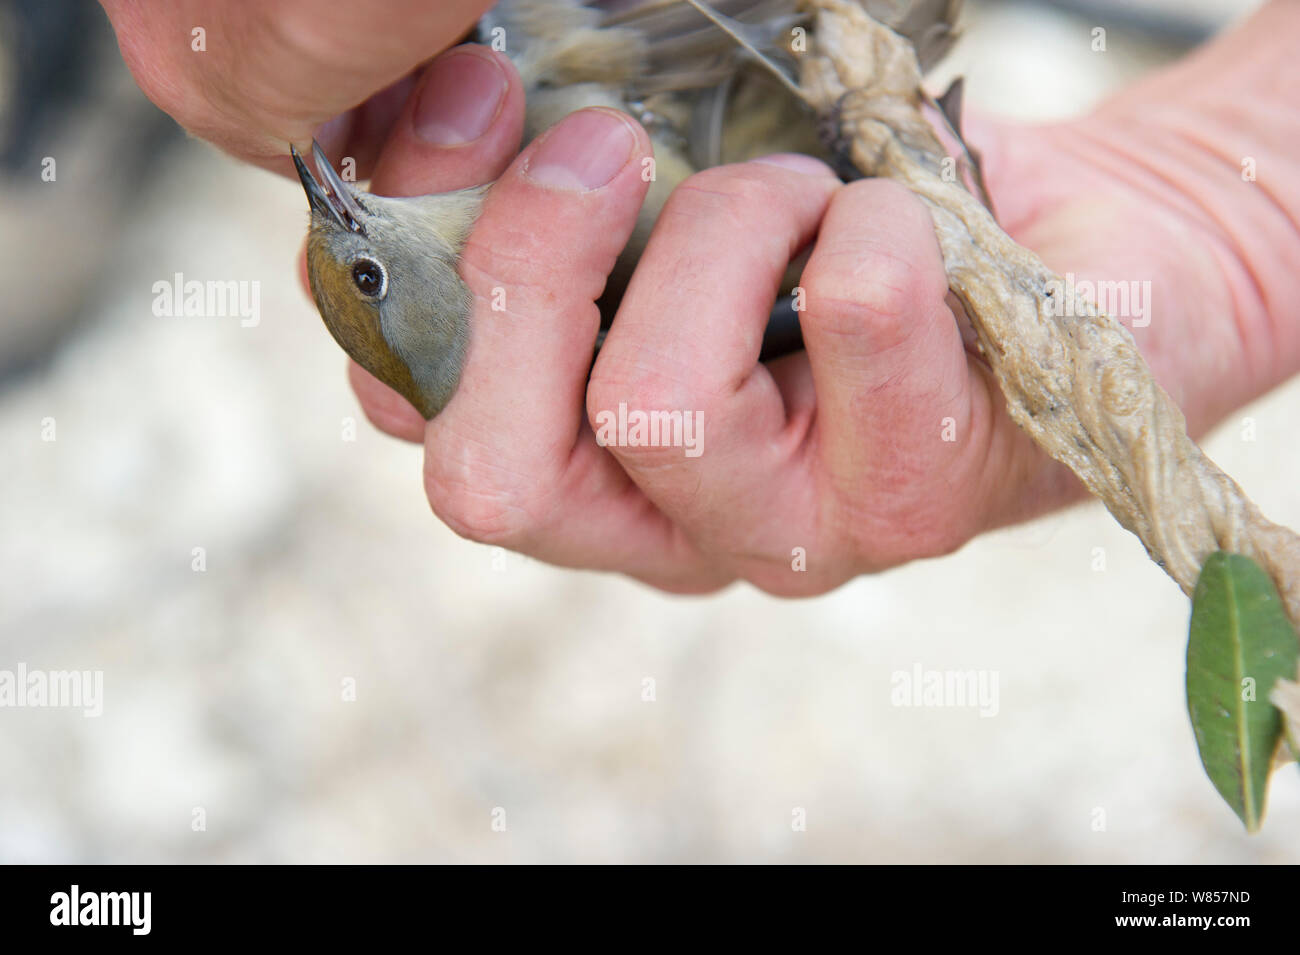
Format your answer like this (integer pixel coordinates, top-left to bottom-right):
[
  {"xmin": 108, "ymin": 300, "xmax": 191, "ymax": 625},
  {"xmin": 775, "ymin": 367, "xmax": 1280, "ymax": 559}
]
[{"xmin": 3, "ymin": 0, "xmax": 1296, "ymax": 863}]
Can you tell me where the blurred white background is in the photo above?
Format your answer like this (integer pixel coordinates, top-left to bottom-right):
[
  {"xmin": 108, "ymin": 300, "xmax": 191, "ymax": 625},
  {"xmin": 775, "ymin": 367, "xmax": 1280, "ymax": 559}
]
[{"xmin": 3, "ymin": 0, "xmax": 1296, "ymax": 863}]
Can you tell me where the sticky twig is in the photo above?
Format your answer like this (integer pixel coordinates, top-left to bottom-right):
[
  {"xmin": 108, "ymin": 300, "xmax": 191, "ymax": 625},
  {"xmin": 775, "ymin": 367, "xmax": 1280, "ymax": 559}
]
[{"xmin": 797, "ymin": 0, "xmax": 1300, "ymax": 626}]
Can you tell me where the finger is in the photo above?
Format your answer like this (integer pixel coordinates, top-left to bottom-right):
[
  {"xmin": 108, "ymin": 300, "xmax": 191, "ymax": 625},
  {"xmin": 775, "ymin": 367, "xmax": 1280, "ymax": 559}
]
[
  {"xmin": 315, "ymin": 71, "xmax": 422, "ymax": 181},
  {"xmin": 370, "ymin": 45, "xmax": 526, "ymax": 195},
  {"xmin": 799, "ymin": 178, "xmax": 981, "ymax": 556},
  {"xmin": 422, "ymin": 107, "xmax": 654, "ymax": 550},
  {"xmin": 102, "ymin": 0, "xmax": 495, "ymax": 168},
  {"xmin": 585, "ymin": 156, "xmax": 839, "ymax": 551}
]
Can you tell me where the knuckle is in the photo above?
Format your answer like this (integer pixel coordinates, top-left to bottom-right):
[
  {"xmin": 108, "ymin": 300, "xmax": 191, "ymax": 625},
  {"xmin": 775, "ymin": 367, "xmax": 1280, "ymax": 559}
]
[
  {"xmin": 425, "ymin": 476, "xmax": 532, "ymax": 545},
  {"xmin": 743, "ymin": 567, "xmax": 842, "ymax": 598},
  {"xmin": 588, "ymin": 361, "xmax": 695, "ymax": 418},
  {"xmin": 586, "ymin": 367, "xmax": 709, "ymax": 467},
  {"xmin": 803, "ymin": 244, "xmax": 925, "ymax": 351},
  {"xmin": 423, "ymin": 434, "xmax": 551, "ymax": 546},
  {"xmin": 846, "ymin": 498, "xmax": 978, "ymax": 566},
  {"xmin": 884, "ymin": 520, "xmax": 964, "ymax": 564}
]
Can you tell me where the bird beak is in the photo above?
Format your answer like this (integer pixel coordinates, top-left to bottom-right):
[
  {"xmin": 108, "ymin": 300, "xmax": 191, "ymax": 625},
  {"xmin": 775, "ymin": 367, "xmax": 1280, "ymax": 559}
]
[{"xmin": 291, "ymin": 140, "xmax": 367, "ymax": 236}]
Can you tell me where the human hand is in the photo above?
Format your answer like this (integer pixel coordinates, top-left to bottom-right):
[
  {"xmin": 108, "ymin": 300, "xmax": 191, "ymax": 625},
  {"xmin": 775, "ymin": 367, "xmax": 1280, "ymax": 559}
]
[
  {"xmin": 110, "ymin": 0, "xmax": 1294, "ymax": 595},
  {"xmin": 343, "ymin": 25, "xmax": 1300, "ymax": 595},
  {"xmin": 330, "ymin": 40, "xmax": 1068, "ymax": 594},
  {"xmin": 99, "ymin": 0, "xmax": 494, "ymax": 175}
]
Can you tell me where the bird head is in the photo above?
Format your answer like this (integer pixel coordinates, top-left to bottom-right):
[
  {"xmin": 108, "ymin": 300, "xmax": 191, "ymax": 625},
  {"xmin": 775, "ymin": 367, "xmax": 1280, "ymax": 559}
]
[{"xmin": 293, "ymin": 141, "xmax": 487, "ymax": 419}]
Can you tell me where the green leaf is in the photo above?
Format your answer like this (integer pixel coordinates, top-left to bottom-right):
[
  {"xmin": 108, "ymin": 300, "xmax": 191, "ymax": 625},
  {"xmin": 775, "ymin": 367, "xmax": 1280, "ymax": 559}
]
[
  {"xmin": 1269, "ymin": 677, "xmax": 1300, "ymax": 772},
  {"xmin": 1187, "ymin": 552, "xmax": 1299, "ymax": 832}
]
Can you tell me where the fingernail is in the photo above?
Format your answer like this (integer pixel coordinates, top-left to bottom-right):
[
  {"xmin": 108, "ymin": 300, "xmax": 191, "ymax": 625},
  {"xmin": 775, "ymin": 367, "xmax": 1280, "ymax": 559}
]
[
  {"xmin": 414, "ymin": 49, "xmax": 508, "ymax": 146},
  {"xmin": 524, "ymin": 109, "xmax": 637, "ymax": 190},
  {"xmin": 754, "ymin": 153, "xmax": 836, "ymax": 177}
]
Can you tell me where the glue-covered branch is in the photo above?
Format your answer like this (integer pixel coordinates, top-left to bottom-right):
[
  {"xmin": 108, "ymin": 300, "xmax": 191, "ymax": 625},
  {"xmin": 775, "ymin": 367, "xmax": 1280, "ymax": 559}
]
[{"xmin": 797, "ymin": 0, "xmax": 1300, "ymax": 626}]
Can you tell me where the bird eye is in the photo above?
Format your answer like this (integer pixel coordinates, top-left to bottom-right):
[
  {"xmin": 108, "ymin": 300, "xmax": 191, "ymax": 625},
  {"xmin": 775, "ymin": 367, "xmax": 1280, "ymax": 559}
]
[{"xmin": 350, "ymin": 257, "xmax": 386, "ymax": 299}]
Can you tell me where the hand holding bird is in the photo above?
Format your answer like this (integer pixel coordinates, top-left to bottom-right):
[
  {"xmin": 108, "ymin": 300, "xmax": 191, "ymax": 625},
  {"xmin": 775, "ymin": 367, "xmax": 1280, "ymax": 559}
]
[{"xmin": 99, "ymin": 0, "xmax": 1300, "ymax": 593}]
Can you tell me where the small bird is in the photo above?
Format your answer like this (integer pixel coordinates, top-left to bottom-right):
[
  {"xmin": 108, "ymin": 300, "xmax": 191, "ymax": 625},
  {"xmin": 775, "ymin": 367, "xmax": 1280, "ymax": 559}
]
[
  {"xmin": 296, "ymin": 141, "xmax": 485, "ymax": 418},
  {"xmin": 296, "ymin": 0, "xmax": 965, "ymax": 419}
]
